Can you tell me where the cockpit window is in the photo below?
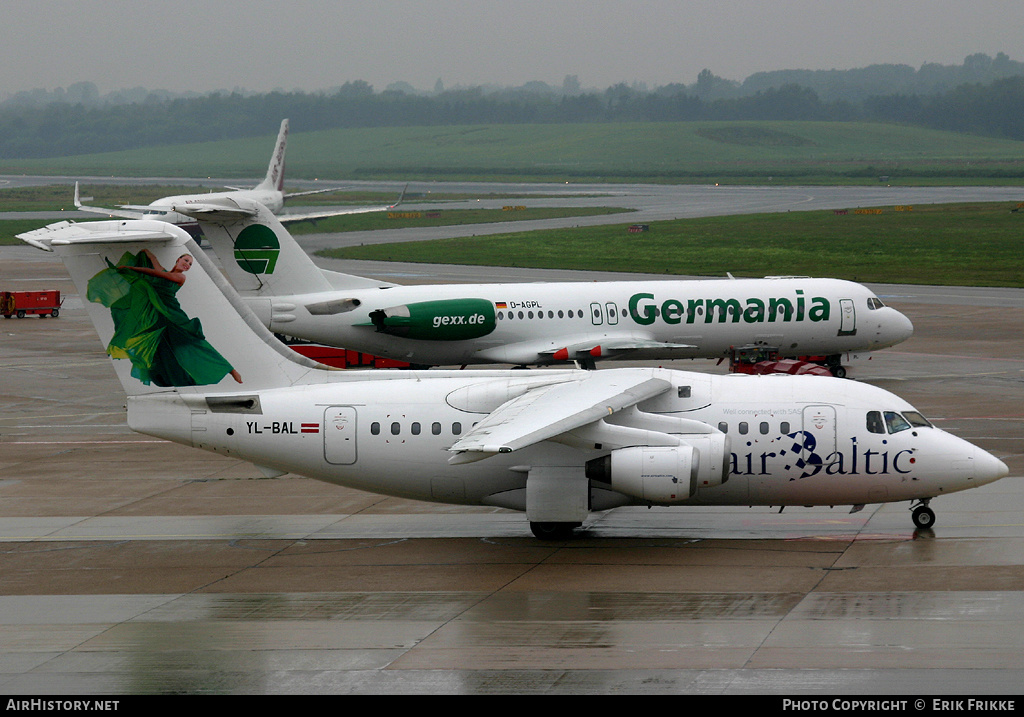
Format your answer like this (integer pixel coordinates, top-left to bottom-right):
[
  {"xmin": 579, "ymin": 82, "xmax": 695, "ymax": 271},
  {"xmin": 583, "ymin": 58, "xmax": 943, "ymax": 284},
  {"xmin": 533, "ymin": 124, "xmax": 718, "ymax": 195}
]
[
  {"xmin": 884, "ymin": 411, "xmax": 912, "ymax": 434},
  {"xmin": 902, "ymin": 411, "xmax": 932, "ymax": 428},
  {"xmin": 866, "ymin": 411, "xmax": 885, "ymax": 434},
  {"xmin": 867, "ymin": 297, "xmax": 886, "ymax": 310}
]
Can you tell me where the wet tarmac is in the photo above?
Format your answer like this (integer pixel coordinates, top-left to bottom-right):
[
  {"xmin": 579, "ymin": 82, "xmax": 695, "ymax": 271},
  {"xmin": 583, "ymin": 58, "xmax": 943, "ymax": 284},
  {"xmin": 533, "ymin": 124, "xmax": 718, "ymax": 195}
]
[{"xmin": 1, "ymin": 245, "xmax": 1023, "ymax": 695}]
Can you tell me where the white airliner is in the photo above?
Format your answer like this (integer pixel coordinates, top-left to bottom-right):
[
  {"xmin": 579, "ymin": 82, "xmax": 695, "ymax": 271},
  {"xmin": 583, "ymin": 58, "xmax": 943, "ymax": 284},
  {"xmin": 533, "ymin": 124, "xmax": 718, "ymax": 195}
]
[
  {"xmin": 72, "ymin": 119, "xmax": 404, "ymax": 232},
  {"xmin": 19, "ymin": 218, "xmax": 1006, "ymax": 538},
  {"xmin": 178, "ymin": 197, "xmax": 913, "ymax": 374}
]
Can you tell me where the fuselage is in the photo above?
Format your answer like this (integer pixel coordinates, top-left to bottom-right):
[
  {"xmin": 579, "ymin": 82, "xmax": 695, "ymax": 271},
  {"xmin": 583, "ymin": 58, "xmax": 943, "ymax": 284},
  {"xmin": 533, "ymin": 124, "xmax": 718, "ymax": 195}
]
[
  {"xmin": 252, "ymin": 276, "xmax": 914, "ymax": 366},
  {"xmin": 130, "ymin": 368, "xmax": 1005, "ymax": 513},
  {"xmin": 145, "ymin": 189, "xmax": 286, "ymax": 226}
]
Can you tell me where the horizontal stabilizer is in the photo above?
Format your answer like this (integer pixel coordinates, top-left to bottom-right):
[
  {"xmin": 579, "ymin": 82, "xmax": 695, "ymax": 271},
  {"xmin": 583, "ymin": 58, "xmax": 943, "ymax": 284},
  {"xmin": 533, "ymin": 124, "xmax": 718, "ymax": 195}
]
[{"xmin": 18, "ymin": 221, "xmax": 177, "ymax": 251}]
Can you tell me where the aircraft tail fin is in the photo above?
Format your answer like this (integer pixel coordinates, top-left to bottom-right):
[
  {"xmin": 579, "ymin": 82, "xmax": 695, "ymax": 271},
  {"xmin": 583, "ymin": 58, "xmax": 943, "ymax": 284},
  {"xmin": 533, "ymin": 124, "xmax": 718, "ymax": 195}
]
[
  {"xmin": 17, "ymin": 218, "xmax": 322, "ymax": 397},
  {"xmin": 190, "ymin": 198, "xmax": 392, "ymax": 296},
  {"xmin": 255, "ymin": 119, "xmax": 289, "ymax": 193}
]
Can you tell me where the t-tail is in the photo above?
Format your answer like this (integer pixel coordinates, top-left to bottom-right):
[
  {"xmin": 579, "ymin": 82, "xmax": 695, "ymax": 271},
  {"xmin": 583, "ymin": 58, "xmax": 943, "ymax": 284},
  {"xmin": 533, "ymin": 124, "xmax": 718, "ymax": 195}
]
[
  {"xmin": 184, "ymin": 196, "xmax": 392, "ymax": 296},
  {"xmin": 17, "ymin": 218, "xmax": 322, "ymax": 397}
]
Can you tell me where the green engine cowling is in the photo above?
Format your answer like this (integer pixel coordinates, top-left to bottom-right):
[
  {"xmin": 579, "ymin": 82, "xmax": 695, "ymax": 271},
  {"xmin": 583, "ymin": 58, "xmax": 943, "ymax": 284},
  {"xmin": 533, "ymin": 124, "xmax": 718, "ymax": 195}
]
[{"xmin": 369, "ymin": 299, "xmax": 497, "ymax": 341}]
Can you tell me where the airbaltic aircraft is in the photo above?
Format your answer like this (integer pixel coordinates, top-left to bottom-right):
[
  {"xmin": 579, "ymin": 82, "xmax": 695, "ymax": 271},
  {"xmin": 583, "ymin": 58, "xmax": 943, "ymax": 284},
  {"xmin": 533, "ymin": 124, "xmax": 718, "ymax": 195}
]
[
  {"xmin": 19, "ymin": 218, "xmax": 1006, "ymax": 538},
  {"xmin": 180, "ymin": 197, "xmax": 913, "ymax": 374},
  {"xmin": 73, "ymin": 119, "xmax": 404, "ymax": 230}
]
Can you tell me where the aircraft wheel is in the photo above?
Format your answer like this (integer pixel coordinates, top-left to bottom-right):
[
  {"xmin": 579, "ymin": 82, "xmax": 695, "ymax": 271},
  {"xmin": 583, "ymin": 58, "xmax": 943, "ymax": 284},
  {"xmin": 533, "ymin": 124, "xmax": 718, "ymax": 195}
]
[
  {"xmin": 912, "ymin": 505, "xmax": 936, "ymax": 529},
  {"xmin": 830, "ymin": 365, "xmax": 847, "ymax": 379},
  {"xmin": 530, "ymin": 521, "xmax": 579, "ymax": 540}
]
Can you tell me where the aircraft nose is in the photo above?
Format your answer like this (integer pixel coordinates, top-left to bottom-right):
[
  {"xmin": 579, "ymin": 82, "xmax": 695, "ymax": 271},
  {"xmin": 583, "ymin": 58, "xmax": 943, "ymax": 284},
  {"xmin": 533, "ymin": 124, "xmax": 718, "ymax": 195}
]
[
  {"xmin": 891, "ymin": 309, "xmax": 914, "ymax": 342},
  {"xmin": 877, "ymin": 308, "xmax": 914, "ymax": 347},
  {"xmin": 974, "ymin": 447, "xmax": 1010, "ymax": 486}
]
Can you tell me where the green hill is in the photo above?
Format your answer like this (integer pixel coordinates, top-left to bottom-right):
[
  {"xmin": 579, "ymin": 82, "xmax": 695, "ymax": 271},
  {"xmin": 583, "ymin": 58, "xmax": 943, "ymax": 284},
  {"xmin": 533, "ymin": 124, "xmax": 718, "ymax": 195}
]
[{"xmin": 4, "ymin": 121, "xmax": 1024, "ymax": 184}]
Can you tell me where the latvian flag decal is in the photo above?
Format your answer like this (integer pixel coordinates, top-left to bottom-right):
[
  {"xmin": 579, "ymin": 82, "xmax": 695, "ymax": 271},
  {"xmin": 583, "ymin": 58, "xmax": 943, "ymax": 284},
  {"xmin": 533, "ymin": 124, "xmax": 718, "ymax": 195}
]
[{"xmin": 301, "ymin": 423, "xmax": 321, "ymax": 434}]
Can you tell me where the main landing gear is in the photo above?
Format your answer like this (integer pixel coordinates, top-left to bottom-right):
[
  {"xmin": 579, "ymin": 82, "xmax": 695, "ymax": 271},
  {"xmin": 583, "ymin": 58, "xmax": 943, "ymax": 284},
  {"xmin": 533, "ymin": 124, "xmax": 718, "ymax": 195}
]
[
  {"xmin": 530, "ymin": 522, "xmax": 581, "ymax": 540},
  {"xmin": 911, "ymin": 499, "xmax": 936, "ymax": 529}
]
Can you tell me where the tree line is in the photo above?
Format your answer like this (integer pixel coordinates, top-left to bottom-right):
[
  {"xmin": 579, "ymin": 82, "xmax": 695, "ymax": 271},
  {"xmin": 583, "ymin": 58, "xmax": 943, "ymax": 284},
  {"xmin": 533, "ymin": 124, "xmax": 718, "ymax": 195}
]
[{"xmin": 2, "ymin": 53, "xmax": 1023, "ymax": 159}]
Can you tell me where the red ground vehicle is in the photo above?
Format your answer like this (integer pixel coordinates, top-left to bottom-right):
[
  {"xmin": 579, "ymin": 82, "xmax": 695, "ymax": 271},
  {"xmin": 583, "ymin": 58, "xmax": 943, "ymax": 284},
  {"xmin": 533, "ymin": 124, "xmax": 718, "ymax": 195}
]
[
  {"xmin": 1, "ymin": 290, "xmax": 62, "ymax": 318},
  {"xmin": 285, "ymin": 342, "xmax": 414, "ymax": 369},
  {"xmin": 725, "ymin": 345, "xmax": 833, "ymax": 377}
]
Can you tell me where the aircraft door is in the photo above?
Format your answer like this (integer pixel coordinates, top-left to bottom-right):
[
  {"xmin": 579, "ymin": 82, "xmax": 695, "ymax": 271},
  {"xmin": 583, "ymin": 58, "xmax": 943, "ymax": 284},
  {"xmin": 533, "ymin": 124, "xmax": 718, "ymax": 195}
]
[
  {"xmin": 838, "ymin": 299, "xmax": 856, "ymax": 335},
  {"xmin": 605, "ymin": 302, "xmax": 619, "ymax": 325},
  {"xmin": 590, "ymin": 302, "xmax": 604, "ymax": 326},
  {"xmin": 324, "ymin": 406, "xmax": 357, "ymax": 465}
]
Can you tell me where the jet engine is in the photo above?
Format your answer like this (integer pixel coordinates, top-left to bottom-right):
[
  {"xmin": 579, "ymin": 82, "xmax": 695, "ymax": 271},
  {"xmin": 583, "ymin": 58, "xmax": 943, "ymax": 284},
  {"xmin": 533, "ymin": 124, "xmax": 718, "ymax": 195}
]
[
  {"xmin": 368, "ymin": 299, "xmax": 496, "ymax": 341},
  {"xmin": 585, "ymin": 433, "xmax": 730, "ymax": 504}
]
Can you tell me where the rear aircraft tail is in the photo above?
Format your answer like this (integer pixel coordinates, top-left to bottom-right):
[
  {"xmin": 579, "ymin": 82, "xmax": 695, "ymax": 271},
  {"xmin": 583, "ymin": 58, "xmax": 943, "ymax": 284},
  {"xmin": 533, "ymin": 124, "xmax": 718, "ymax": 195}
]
[
  {"xmin": 255, "ymin": 119, "xmax": 289, "ymax": 193},
  {"xmin": 17, "ymin": 218, "xmax": 322, "ymax": 397},
  {"xmin": 189, "ymin": 197, "xmax": 393, "ymax": 296}
]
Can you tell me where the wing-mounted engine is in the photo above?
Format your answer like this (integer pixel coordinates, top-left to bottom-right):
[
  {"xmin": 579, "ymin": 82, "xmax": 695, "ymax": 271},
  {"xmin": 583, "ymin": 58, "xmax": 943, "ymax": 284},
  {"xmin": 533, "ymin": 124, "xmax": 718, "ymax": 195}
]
[
  {"xmin": 368, "ymin": 298, "xmax": 496, "ymax": 341},
  {"xmin": 581, "ymin": 407, "xmax": 730, "ymax": 504},
  {"xmin": 585, "ymin": 445, "xmax": 698, "ymax": 502}
]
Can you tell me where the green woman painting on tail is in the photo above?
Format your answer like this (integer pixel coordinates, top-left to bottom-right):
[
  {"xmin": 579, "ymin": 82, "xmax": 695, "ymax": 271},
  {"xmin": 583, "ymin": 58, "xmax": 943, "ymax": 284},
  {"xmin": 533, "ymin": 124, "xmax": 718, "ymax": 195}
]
[{"xmin": 86, "ymin": 248, "xmax": 242, "ymax": 387}]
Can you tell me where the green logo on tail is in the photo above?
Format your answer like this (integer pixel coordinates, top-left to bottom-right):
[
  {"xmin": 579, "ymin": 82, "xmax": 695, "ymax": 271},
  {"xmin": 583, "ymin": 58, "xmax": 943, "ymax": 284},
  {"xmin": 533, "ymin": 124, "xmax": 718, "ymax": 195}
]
[{"xmin": 234, "ymin": 224, "xmax": 280, "ymax": 275}]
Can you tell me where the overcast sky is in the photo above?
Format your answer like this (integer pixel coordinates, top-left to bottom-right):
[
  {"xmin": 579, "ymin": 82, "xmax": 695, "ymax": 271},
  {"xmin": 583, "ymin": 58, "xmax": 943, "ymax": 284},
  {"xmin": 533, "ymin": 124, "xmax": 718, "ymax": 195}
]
[{"xmin": 4, "ymin": 0, "xmax": 1023, "ymax": 96}]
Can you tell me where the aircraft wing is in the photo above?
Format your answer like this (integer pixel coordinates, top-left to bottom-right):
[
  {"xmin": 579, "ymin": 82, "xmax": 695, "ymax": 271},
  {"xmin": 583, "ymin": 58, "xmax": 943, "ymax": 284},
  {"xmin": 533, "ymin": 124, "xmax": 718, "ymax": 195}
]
[
  {"xmin": 601, "ymin": 338, "xmax": 696, "ymax": 351},
  {"xmin": 537, "ymin": 337, "xmax": 698, "ymax": 356},
  {"xmin": 276, "ymin": 184, "xmax": 408, "ymax": 224},
  {"xmin": 73, "ymin": 182, "xmax": 149, "ymax": 220},
  {"xmin": 284, "ymin": 186, "xmax": 348, "ymax": 199},
  {"xmin": 448, "ymin": 369, "xmax": 672, "ymax": 463}
]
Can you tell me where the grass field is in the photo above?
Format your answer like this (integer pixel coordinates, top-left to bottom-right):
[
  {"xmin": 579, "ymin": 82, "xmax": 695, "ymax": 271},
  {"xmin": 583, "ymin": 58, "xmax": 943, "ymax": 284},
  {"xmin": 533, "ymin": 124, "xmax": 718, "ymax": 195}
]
[
  {"xmin": 4, "ymin": 121, "xmax": 1024, "ymax": 184},
  {"xmin": 321, "ymin": 202, "xmax": 1024, "ymax": 287}
]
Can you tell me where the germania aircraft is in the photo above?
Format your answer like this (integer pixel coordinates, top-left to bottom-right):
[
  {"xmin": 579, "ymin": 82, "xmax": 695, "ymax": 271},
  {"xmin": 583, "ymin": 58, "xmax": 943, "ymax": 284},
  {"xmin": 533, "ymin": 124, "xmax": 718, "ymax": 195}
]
[
  {"xmin": 19, "ymin": 218, "xmax": 1006, "ymax": 538},
  {"xmin": 179, "ymin": 197, "xmax": 913, "ymax": 374},
  {"xmin": 73, "ymin": 119, "xmax": 404, "ymax": 231}
]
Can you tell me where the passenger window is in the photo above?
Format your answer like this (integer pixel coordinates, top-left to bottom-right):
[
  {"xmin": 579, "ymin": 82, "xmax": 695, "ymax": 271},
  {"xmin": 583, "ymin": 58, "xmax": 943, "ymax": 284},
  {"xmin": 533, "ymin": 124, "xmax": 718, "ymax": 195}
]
[
  {"xmin": 391, "ymin": 422, "xmax": 401, "ymax": 435},
  {"xmin": 759, "ymin": 422, "xmax": 769, "ymax": 435},
  {"xmin": 411, "ymin": 422, "xmax": 421, "ymax": 435},
  {"xmin": 370, "ymin": 422, "xmax": 380, "ymax": 435},
  {"xmin": 739, "ymin": 422, "xmax": 748, "ymax": 435},
  {"xmin": 452, "ymin": 422, "xmax": 462, "ymax": 435},
  {"xmin": 866, "ymin": 411, "xmax": 885, "ymax": 434},
  {"xmin": 780, "ymin": 421, "xmax": 790, "ymax": 434},
  {"xmin": 431, "ymin": 422, "xmax": 442, "ymax": 435},
  {"xmin": 884, "ymin": 411, "xmax": 912, "ymax": 434},
  {"xmin": 718, "ymin": 422, "xmax": 728, "ymax": 433}
]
